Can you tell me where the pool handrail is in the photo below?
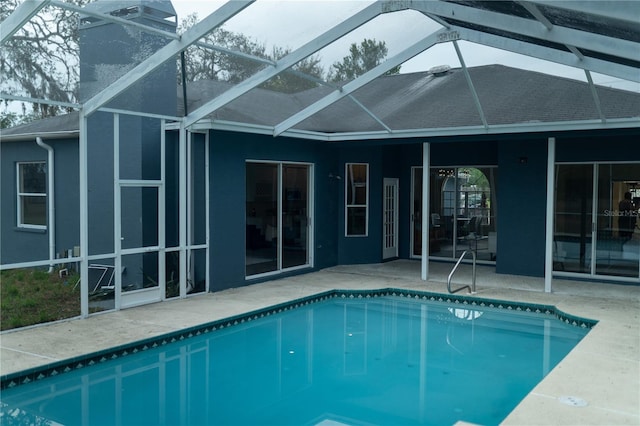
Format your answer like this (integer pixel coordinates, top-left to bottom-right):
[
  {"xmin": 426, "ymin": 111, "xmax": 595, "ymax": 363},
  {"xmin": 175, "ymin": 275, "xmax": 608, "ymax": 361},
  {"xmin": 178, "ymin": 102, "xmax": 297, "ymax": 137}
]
[{"xmin": 447, "ymin": 250, "xmax": 477, "ymax": 294}]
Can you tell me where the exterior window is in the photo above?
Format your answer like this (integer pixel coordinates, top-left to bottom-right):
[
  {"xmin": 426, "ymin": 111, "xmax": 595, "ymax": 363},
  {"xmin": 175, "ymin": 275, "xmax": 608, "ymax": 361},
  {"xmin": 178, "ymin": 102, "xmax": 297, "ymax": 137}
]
[
  {"xmin": 345, "ymin": 163, "xmax": 368, "ymax": 236},
  {"xmin": 17, "ymin": 162, "xmax": 47, "ymax": 228}
]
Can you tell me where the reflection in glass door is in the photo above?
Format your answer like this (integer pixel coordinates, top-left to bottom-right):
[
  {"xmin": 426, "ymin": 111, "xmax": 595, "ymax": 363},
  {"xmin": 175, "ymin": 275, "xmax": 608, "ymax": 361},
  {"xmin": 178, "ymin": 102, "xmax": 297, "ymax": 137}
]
[
  {"xmin": 246, "ymin": 162, "xmax": 311, "ymax": 277},
  {"xmin": 411, "ymin": 167, "xmax": 423, "ymax": 257},
  {"xmin": 411, "ymin": 166, "xmax": 497, "ymax": 262},
  {"xmin": 555, "ymin": 163, "xmax": 640, "ymax": 279},
  {"xmin": 246, "ymin": 163, "xmax": 278, "ymax": 275},
  {"xmin": 282, "ymin": 165, "xmax": 309, "ymax": 269},
  {"xmin": 554, "ymin": 165, "xmax": 593, "ymax": 273}
]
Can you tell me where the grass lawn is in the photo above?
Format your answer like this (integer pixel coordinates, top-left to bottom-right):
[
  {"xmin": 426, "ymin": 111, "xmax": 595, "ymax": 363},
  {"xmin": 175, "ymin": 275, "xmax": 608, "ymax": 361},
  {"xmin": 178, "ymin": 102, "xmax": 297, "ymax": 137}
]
[{"xmin": 0, "ymin": 268, "xmax": 80, "ymax": 331}]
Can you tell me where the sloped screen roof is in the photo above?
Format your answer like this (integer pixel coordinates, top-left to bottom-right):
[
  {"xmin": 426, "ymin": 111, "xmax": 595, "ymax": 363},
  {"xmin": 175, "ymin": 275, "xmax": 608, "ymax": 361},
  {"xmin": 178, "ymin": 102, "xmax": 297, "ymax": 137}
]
[{"xmin": 1, "ymin": 0, "xmax": 639, "ymax": 141}]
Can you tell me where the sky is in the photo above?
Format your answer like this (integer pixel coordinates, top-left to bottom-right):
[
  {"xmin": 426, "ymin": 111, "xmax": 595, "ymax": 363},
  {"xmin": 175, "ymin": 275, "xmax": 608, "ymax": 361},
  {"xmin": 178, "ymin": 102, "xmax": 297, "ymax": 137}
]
[
  {"xmin": 171, "ymin": 0, "xmax": 639, "ymax": 92},
  {"xmin": 1, "ymin": 0, "xmax": 637, "ymax": 118}
]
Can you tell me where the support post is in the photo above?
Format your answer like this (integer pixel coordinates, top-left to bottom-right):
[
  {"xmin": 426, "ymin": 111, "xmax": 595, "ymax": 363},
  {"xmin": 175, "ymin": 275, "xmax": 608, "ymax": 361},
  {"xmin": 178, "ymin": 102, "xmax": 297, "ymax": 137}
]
[
  {"xmin": 205, "ymin": 132, "xmax": 210, "ymax": 292},
  {"xmin": 179, "ymin": 124, "xmax": 187, "ymax": 297},
  {"xmin": 544, "ymin": 137, "xmax": 556, "ymax": 292},
  {"xmin": 421, "ymin": 143, "xmax": 430, "ymax": 280},
  {"xmin": 79, "ymin": 110, "xmax": 89, "ymax": 317},
  {"xmin": 113, "ymin": 114, "xmax": 121, "ymax": 310},
  {"xmin": 159, "ymin": 120, "xmax": 167, "ymax": 300}
]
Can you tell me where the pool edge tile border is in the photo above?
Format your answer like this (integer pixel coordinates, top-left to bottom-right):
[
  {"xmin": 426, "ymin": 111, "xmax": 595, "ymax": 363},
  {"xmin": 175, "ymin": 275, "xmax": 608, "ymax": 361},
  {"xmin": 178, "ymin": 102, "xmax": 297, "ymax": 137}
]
[{"xmin": 0, "ymin": 288, "xmax": 597, "ymax": 390}]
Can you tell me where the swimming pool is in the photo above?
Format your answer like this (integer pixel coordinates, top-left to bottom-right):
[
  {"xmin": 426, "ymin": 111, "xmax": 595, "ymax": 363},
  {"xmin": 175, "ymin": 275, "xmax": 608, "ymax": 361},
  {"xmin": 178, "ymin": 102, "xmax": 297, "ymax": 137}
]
[{"xmin": 0, "ymin": 289, "xmax": 595, "ymax": 425}]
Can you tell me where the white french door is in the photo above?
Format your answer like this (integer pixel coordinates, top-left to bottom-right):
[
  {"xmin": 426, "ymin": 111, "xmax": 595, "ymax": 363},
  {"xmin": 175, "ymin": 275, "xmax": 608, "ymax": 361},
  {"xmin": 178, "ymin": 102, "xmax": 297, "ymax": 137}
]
[{"xmin": 383, "ymin": 178, "xmax": 399, "ymax": 259}]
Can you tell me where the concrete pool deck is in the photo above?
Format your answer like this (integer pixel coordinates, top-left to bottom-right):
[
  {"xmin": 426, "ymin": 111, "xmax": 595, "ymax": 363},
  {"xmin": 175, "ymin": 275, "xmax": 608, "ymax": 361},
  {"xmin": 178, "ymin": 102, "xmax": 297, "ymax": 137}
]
[{"xmin": 1, "ymin": 260, "xmax": 638, "ymax": 425}]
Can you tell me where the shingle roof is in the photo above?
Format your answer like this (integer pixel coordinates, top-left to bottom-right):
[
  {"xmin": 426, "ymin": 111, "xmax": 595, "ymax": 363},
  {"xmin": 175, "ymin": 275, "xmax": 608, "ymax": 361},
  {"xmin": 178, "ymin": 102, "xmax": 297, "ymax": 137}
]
[{"xmin": 3, "ymin": 65, "xmax": 639, "ymax": 140}]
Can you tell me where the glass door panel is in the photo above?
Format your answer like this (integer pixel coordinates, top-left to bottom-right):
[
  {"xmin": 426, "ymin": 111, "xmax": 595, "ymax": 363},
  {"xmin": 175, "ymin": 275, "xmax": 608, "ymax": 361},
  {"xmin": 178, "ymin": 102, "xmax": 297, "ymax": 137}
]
[
  {"xmin": 457, "ymin": 167, "xmax": 497, "ymax": 261},
  {"xmin": 554, "ymin": 165, "xmax": 593, "ymax": 273},
  {"xmin": 595, "ymin": 164, "xmax": 640, "ymax": 277},
  {"xmin": 246, "ymin": 163, "xmax": 278, "ymax": 276},
  {"xmin": 165, "ymin": 250, "xmax": 180, "ymax": 299},
  {"xmin": 282, "ymin": 165, "xmax": 309, "ymax": 269},
  {"xmin": 121, "ymin": 186, "xmax": 159, "ymax": 249},
  {"xmin": 411, "ymin": 167, "xmax": 422, "ymax": 257},
  {"xmin": 431, "ymin": 168, "xmax": 455, "ymax": 258},
  {"xmin": 425, "ymin": 167, "xmax": 496, "ymax": 261},
  {"xmin": 188, "ymin": 248, "xmax": 207, "ymax": 294},
  {"xmin": 121, "ymin": 252, "xmax": 158, "ymax": 292}
]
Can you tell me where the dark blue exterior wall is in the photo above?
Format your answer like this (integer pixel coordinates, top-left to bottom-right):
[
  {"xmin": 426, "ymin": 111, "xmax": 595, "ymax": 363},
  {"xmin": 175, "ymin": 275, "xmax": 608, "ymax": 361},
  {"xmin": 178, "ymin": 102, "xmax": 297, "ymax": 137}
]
[
  {"xmin": 337, "ymin": 145, "xmax": 384, "ymax": 264},
  {"xmin": 555, "ymin": 130, "xmax": 640, "ymax": 162},
  {"xmin": 3, "ymin": 126, "xmax": 637, "ymax": 287},
  {"xmin": 382, "ymin": 145, "xmax": 412, "ymax": 260},
  {"xmin": 84, "ymin": 113, "xmax": 166, "ymax": 256},
  {"xmin": 397, "ymin": 144, "xmax": 422, "ymax": 259},
  {"xmin": 496, "ymin": 138, "xmax": 548, "ymax": 277},
  {"xmin": 86, "ymin": 112, "xmax": 114, "ymax": 255},
  {"xmin": 1, "ymin": 138, "xmax": 79, "ymax": 264},
  {"xmin": 209, "ymin": 130, "xmax": 338, "ymax": 291},
  {"xmin": 430, "ymin": 140, "xmax": 499, "ymax": 166}
]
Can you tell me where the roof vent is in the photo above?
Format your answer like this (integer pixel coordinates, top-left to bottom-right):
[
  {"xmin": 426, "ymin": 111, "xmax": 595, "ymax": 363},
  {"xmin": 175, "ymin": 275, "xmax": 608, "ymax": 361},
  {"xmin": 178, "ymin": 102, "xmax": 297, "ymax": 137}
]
[{"xmin": 429, "ymin": 65, "xmax": 451, "ymax": 77}]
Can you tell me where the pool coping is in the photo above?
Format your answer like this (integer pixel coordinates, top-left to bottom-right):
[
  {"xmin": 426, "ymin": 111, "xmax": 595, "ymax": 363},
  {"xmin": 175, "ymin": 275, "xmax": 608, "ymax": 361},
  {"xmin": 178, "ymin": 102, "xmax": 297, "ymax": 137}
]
[{"xmin": 0, "ymin": 287, "xmax": 597, "ymax": 391}]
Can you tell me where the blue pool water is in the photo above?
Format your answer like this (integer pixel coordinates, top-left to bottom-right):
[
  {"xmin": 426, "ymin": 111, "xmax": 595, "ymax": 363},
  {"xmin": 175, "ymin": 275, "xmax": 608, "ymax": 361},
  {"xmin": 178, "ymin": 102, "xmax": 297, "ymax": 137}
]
[{"xmin": 0, "ymin": 291, "xmax": 593, "ymax": 426}]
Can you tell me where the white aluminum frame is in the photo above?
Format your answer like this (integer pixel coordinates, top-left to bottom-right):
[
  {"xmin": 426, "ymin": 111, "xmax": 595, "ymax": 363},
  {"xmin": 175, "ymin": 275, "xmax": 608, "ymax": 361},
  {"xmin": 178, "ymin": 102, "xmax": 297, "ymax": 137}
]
[
  {"xmin": 544, "ymin": 137, "xmax": 556, "ymax": 292},
  {"xmin": 421, "ymin": 144, "xmax": 430, "ymax": 280}
]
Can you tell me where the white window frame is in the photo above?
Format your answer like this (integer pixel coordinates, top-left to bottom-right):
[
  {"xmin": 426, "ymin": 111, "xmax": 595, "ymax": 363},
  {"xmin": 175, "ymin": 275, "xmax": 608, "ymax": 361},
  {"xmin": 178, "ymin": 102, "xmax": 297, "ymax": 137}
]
[
  {"xmin": 16, "ymin": 161, "xmax": 47, "ymax": 229},
  {"xmin": 345, "ymin": 162, "xmax": 369, "ymax": 237}
]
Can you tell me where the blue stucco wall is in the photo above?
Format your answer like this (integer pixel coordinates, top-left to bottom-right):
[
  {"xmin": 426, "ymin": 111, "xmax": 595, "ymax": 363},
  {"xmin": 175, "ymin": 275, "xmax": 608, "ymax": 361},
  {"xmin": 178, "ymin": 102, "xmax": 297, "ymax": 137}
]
[
  {"xmin": 556, "ymin": 130, "xmax": 640, "ymax": 162},
  {"xmin": 496, "ymin": 138, "xmax": 548, "ymax": 277},
  {"xmin": 430, "ymin": 140, "xmax": 499, "ymax": 166},
  {"xmin": 337, "ymin": 146, "xmax": 384, "ymax": 264},
  {"xmin": 209, "ymin": 130, "xmax": 338, "ymax": 291},
  {"xmin": 1, "ymin": 138, "xmax": 79, "ymax": 265},
  {"xmin": 4, "ymin": 126, "xmax": 636, "ymax": 286},
  {"xmin": 83, "ymin": 113, "xmax": 166, "ymax": 256},
  {"xmin": 397, "ymin": 144, "xmax": 423, "ymax": 259},
  {"xmin": 86, "ymin": 112, "xmax": 114, "ymax": 256}
]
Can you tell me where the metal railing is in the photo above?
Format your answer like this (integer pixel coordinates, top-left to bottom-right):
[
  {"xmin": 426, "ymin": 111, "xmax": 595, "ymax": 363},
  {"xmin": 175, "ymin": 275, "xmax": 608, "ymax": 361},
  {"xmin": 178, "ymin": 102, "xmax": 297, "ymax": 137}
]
[{"xmin": 447, "ymin": 250, "xmax": 477, "ymax": 294}]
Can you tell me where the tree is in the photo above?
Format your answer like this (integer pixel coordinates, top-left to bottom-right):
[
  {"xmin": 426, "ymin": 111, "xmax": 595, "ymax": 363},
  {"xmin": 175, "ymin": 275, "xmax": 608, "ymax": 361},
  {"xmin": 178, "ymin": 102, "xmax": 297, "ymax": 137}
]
[
  {"xmin": 259, "ymin": 46, "xmax": 325, "ymax": 93},
  {"xmin": 178, "ymin": 13, "xmax": 269, "ymax": 84},
  {"xmin": 0, "ymin": 0, "xmax": 88, "ymax": 121},
  {"xmin": 329, "ymin": 38, "xmax": 400, "ymax": 82},
  {"xmin": 178, "ymin": 14, "xmax": 325, "ymax": 93},
  {"xmin": 0, "ymin": 110, "xmax": 19, "ymax": 129}
]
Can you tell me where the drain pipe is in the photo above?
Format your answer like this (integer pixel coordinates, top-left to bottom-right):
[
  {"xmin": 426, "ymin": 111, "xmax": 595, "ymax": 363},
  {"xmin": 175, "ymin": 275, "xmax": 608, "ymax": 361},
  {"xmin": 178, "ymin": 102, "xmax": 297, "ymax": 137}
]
[{"xmin": 36, "ymin": 137, "xmax": 55, "ymax": 273}]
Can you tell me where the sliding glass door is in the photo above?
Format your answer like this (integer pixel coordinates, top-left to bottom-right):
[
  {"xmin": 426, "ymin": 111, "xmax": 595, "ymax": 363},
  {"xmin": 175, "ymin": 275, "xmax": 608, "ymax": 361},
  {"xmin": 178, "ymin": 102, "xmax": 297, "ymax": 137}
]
[
  {"xmin": 554, "ymin": 165, "xmax": 593, "ymax": 273},
  {"xmin": 246, "ymin": 162, "xmax": 312, "ymax": 277},
  {"xmin": 282, "ymin": 164, "xmax": 309, "ymax": 269},
  {"xmin": 555, "ymin": 163, "xmax": 640, "ymax": 279},
  {"xmin": 412, "ymin": 166, "xmax": 497, "ymax": 262}
]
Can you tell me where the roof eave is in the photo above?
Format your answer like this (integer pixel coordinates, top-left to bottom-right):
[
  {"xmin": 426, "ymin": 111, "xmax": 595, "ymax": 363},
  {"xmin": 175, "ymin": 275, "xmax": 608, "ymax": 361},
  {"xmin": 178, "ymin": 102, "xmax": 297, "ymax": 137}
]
[
  {"xmin": 183, "ymin": 117, "xmax": 640, "ymax": 142},
  {"xmin": 0, "ymin": 130, "xmax": 80, "ymax": 143}
]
